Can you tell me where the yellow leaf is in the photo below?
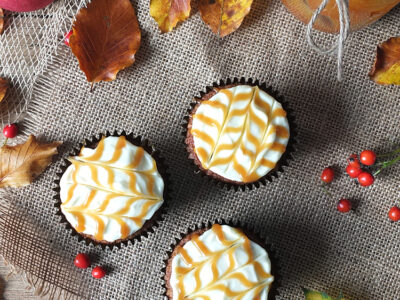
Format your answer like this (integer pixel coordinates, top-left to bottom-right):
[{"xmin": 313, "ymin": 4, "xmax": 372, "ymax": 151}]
[
  {"xmin": 0, "ymin": 135, "xmax": 62, "ymax": 188},
  {"xmin": 0, "ymin": 77, "xmax": 8, "ymax": 103},
  {"xmin": 150, "ymin": 0, "xmax": 191, "ymax": 33},
  {"xmin": 199, "ymin": 0, "xmax": 253, "ymax": 37},
  {"xmin": 303, "ymin": 288, "xmax": 346, "ymax": 300},
  {"xmin": 369, "ymin": 37, "xmax": 400, "ymax": 85}
]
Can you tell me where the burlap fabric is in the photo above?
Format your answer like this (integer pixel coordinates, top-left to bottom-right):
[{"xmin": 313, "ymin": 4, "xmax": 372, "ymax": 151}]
[{"xmin": 0, "ymin": 0, "xmax": 400, "ymax": 299}]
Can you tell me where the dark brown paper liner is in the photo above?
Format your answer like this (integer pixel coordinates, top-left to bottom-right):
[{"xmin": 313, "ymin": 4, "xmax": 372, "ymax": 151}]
[
  {"xmin": 183, "ymin": 77, "xmax": 297, "ymax": 192},
  {"xmin": 53, "ymin": 130, "xmax": 171, "ymax": 250},
  {"xmin": 161, "ymin": 219, "xmax": 281, "ymax": 300}
]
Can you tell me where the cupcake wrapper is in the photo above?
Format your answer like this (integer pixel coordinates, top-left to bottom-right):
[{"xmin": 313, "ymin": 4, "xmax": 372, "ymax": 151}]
[
  {"xmin": 183, "ymin": 77, "xmax": 297, "ymax": 192},
  {"xmin": 161, "ymin": 218, "xmax": 281, "ymax": 300},
  {"xmin": 53, "ymin": 130, "xmax": 171, "ymax": 250}
]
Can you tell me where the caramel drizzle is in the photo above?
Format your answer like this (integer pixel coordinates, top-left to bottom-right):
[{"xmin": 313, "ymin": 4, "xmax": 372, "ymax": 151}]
[
  {"xmin": 61, "ymin": 136, "xmax": 162, "ymax": 241},
  {"xmin": 174, "ymin": 225, "xmax": 273, "ymax": 299},
  {"xmin": 191, "ymin": 86, "xmax": 289, "ymax": 182}
]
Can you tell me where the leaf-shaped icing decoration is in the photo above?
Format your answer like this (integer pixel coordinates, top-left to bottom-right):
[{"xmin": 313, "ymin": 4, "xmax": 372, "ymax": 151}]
[
  {"xmin": 170, "ymin": 224, "xmax": 274, "ymax": 299},
  {"xmin": 69, "ymin": 0, "xmax": 141, "ymax": 83},
  {"xmin": 369, "ymin": 37, "xmax": 400, "ymax": 85},
  {"xmin": 303, "ymin": 288, "xmax": 346, "ymax": 300},
  {"xmin": 190, "ymin": 85, "xmax": 289, "ymax": 183},
  {"xmin": 199, "ymin": 0, "xmax": 253, "ymax": 37},
  {"xmin": 0, "ymin": 77, "xmax": 8, "ymax": 102},
  {"xmin": 60, "ymin": 136, "xmax": 164, "ymax": 242},
  {"xmin": 0, "ymin": 135, "xmax": 62, "ymax": 188},
  {"xmin": 150, "ymin": 0, "xmax": 191, "ymax": 33}
]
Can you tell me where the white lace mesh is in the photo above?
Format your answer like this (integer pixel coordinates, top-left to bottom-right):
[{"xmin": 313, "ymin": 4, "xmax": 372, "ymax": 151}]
[{"xmin": 0, "ymin": 1, "xmax": 87, "ymax": 133}]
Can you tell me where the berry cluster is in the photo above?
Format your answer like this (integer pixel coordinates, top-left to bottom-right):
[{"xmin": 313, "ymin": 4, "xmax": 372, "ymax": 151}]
[
  {"xmin": 74, "ymin": 253, "xmax": 106, "ymax": 279},
  {"xmin": 345, "ymin": 151, "xmax": 375, "ymax": 187},
  {"xmin": 320, "ymin": 148, "xmax": 400, "ymax": 222}
]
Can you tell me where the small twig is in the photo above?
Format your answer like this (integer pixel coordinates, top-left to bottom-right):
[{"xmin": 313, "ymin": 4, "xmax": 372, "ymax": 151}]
[
  {"xmin": 377, "ymin": 147, "xmax": 400, "ymax": 158},
  {"xmin": 320, "ymin": 184, "xmax": 333, "ymax": 198},
  {"xmin": 373, "ymin": 154, "xmax": 400, "ymax": 177}
]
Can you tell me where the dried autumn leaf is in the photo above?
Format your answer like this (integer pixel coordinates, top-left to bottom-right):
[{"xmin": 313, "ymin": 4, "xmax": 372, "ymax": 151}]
[
  {"xmin": 199, "ymin": 0, "xmax": 253, "ymax": 37},
  {"xmin": 303, "ymin": 288, "xmax": 346, "ymax": 300},
  {"xmin": 0, "ymin": 135, "xmax": 62, "ymax": 188},
  {"xmin": 69, "ymin": 0, "xmax": 141, "ymax": 83},
  {"xmin": 369, "ymin": 37, "xmax": 400, "ymax": 85},
  {"xmin": 0, "ymin": 8, "xmax": 4, "ymax": 35},
  {"xmin": 0, "ymin": 77, "xmax": 8, "ymax": 103},
  {"xmin": 150, "ymin": 0, "xmax": 190, "ymax": 33}
]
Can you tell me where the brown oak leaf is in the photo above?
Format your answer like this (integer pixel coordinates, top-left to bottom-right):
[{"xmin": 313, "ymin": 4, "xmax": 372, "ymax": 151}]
[
  {"xmin": 0, "ymin": 135, "xmax": 62, "ymax": 188},
  {"xmin": 150, "ymin": 0, "xmax": 191, "ymax": 33},
  {"xmin": 369, "ymin": 37, "xmax": 400, "ymax": 85},
  {"xmin": 69, "ymin": 0, "xmax": 141, "ymax": 83},
  {"xmin": 0, "ymin": 77, "xmax": 8, "ymax": 102},
  {"xmin": 0, "ymin": 8, "xmax": 4, "ymax": 35},
  {"xmin": 199, "ymin": 0, "xmax": 253, "ymax": 37}
]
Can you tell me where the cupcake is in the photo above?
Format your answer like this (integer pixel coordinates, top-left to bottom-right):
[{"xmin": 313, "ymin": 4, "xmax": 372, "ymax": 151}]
[
  {"xmin": 185, "ymin": 78, "xmax": 294, "ymax": 190},
  {"xmin": 55, "ymin": 132, "xmax": 168, "ymax": 248},
  {"xmin": 164, "ymin": 223, "xmax": 276, "ymax": 299}
]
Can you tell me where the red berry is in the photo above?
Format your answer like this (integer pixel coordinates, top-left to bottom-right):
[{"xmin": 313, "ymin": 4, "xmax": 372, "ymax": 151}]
[
  {"xmin": 358, "ymin": 172, "xmax": 374, "ymax": 187},
  {"xmin": 92, "ymin": 266, "xmax": 106, "ymax": 279},
  {"xmin": 346, "ymin": 164, "xmax": 362, "ymax": 178},
  {"xmin": 337, "ymin": 199, "xmax": 352, "ymax": 213},
  {"xmin": 3, "ymin": 124, "xmax": 18, "ymax": 138},
  {"xmin": 360, "ymin": 150, "xmax": 376, "ymax": 166},
  {"xmin": 64, "ymin": 30, "xmax": 73, "ymax": 46},
  {"xmin": 321, "ymin": 167, "xmax": 334, "ymax": 183},
  {"xmin": 388, "ymin": 206, "xmax": 400, "ymax": 222},
  {"xmin": 347, "ymin": 154, "xmax": 361, "ymax": 169},
  {"xmin": 74, "ymin": 253, "xmax": 90, "ymax": 269}
]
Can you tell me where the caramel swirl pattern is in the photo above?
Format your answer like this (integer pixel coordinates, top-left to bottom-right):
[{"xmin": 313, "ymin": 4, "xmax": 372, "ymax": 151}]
[
  {"xmin": 170, "ymin": 224, "xmax": 274, "ymax": 300},
  {"xmin": 191, "ymin": 85, "xmax": 290, "ymax": 183},
  {"xmin": 60, "ymin": 136, "xmax": 164, "ymax": 242}
]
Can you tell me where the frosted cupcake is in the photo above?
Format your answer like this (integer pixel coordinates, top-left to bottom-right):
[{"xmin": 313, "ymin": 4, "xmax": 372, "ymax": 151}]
[
  {"xmin": 164, "ymin": 223, "xmax": 276, "ymax": 299},
  {"xmin": 185, "ymin": 78, "xmax": 295, "ymax": 190},
  {"xmin": 55, "ymin": 132, "xmax": 168, "ymax": 248}
]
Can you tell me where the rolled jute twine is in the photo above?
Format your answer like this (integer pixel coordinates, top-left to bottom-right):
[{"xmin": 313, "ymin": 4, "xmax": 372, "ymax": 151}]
[{"xmin": 306, "ymin": 0, "xmax": 350, "ymax": 82}]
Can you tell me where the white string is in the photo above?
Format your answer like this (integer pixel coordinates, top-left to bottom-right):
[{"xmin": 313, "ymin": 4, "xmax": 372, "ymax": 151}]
[{"xmin": 306, "ymin": 0, "xmax": 350, "ymax": 81}]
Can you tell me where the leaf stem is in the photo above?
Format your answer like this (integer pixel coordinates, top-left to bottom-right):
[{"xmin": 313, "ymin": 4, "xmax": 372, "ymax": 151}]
[
  {"xmin": 320, "ymin": 184, "xmax": 333, "ymax": 198},
  {"xmin": 377, "ymin": 146, "xmax": 400, "ymax": 158},
  {"xmin": 2, "ymin": 137, "xmax": 8, "ymax": 147},
  {"xmin": 374, "ymin": 154, "xmax": 400, "ymax": 177}
]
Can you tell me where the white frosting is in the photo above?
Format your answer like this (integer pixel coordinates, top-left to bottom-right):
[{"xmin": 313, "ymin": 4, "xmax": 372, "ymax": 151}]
[
  {"xmin": 170, "ymin": 224, "xmax": 274, "ymax": 300},
  {"xmin": 60, "ymin": 136, "xmax": 164, "ymax": 242},
  {"xmin": 191, "ymin": 85, "xmax": 290, "ymax": 183}
]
